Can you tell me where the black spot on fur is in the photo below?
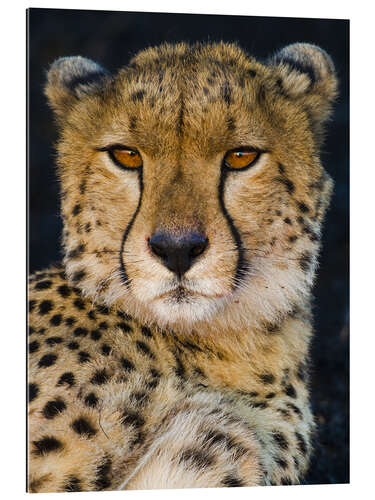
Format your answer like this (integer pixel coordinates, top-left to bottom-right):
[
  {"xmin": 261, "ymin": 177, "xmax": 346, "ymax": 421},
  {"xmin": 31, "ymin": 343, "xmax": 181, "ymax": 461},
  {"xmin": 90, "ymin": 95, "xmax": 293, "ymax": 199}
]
[
  {"xmin": 65, "ymin": 316, "xmax": 76, "ymax": 326},
  {"xmin": 79, "ymin": 180, "xmax": 86, "ymax": 194},
  {"xmin": 78, "ymin": 351, "xmax": 91, "ymax": 363},
  {"xmin": 121, "ymin": 410, "xmax": 145, "ymax": 428},
  {"xmin": 94, "ymin": 458, "xmax": 112, "ymax": 490},
  {"xmin": 84, "ymin": 222, "xmax": 91, "ymax": 233},
  {"xmin": 90, "ymin": 329, "xmax": 101, "ymax": 341},
  {"xmin": 194, "ymin": 367, "xmax": 205, "ymax": 377},
  {"xmin": 43, "ymin": 398, "xmax": 67, "ymax": 419},
  {"xmin": 72, "ymin": 203, "xmax": 81, "ymax": 216},
  {"xmin": 28, "ymin": 383, "xmax": 39, "ymax": 402},
  {"xmin": 49, "ymin": 314, "xmax": 62, "ymax": 326},
  {"xmin": 136, "ymin": 340, "xmax": 155, "ymax": 359},
  {"xmin": 257, "ymin": 84, "xmax": 266, "ymax": 103},
  {"xmin": 248, "ymin": 69, "xmax": 257, "ymax": 77},
  {"xmin": 299, "ymin": 252, "xmax": 312, "ymax": 272},
  {"xmin": 33, "ymin": 436, "xmax": 63, "ymax": 455},
  {"xmin": 99, "ymin": 321, "xmax": 108, "ymax": 329},
  {"xmin": 101, "ymin": 344, "xmax": 111, "ymax": 356},
  {"xmin": 251, "ymin": 401, "xmax": 268, "ymax": 409},
  {"xmin": 284, "ymin": 217, "xmax": 292, "ymax": 225},
  {"xmin": 141, "ymin": 326, "xmax": 152, "ymax": 338},
  {"xmin": 121, "ymin": 357, "xmax": 135, "ymax": 372},
  {"xmin": 146, "ymin": 379, "xmax": 159, "ymax": 389},
  {"xmin": 38, "ymin": 353, "xmax": 57, "ymax": 368},
  {"xmin": 117, "ymin": 311, "xmax": 132, "ymax": 321},
  {"xmin": 74, "ymin": 327, "xmax": 88, "ymax": 337},
  {"xmin": 281, "ymin": 477, "xmax": 292, "ymax": 485},
  {"xmin": 227, "ymin": 117, "xmax": 236, "ymax": 131},
  {"xmin": 67, "ymin": 244, "xmax": 85, "ymax": 260},
  {"xmin": 259, "ymin": 373, "xmax": 275, "ymax": 384},
  {"xmin": 150, "ymin": 368, "xmax": 161, "ymax": 378},
  {"xmin": 275, "ymin": 177, "xmax": 295, "ymax": 194},
  {"xmin": 286, "ymin": 402, "xmax": 303, "ymax": 417},
  {"xmin": 284, "ymin": 384, "xmax": 297, "ymax": 398},
  {"xmin": 129, "ymin": 116, "xmax": 137, "ymax": 131},
  {"xmin": 91, "ymin": 369, "xmax": 109, "ymax": 385},
  {"xmin": 297, "ymin": 362, "xmax": 307, "ymax": 381},
  {"xmin": 272, "ymin": 431, "xmax": 289, "ymax": 450},
  {"xmin": 29, "ymin": 299, "xmax": 36, "ymax": 312},
  {"xmin": 131, "ymin": 89, "xmax": 146, "ymax": 102},
  {"xmin": 222, "ymin": 475, "xmax": 244, "ymax": 487},
  {"xmin": 45, "ymin": 336, "xmax": 63, "ymax": 346},
  {"xmin": 297, "ymin": 216, "xmax": 305, "ymax": 225},
  {"xmin": 203, "ymin": 430, "xmax": 227, "ymax": 447},
  {"xmin": 265, "ymin": 322, "xmax": 280, "ymax": 334},
  {"xmin": 57, "ymin": 372, "xmax": 75, "ymax": 387},
  {"xmin": 29, "ymin": 340, "xmax": 39, "ymax": 353},
  {"xmin": 72, "ymin": 270, "xmax": 86, "ymax": 282},
  {"xmin": 288, "ymin": 235, "xmax": 298, "ymax": 243},
  {"xmin": 278, "ymin": 164, "xmax": 286, "ymax": 175},
  {"xmin": 117, "ymin": 322, "xmax": 132, "ymax": 333},
  {"xmin": 295, "ymin": 432, "xmax": 307, "ymax": 455},
  {"xmin": 97, "ymin": 305, "xmax": 110, "ymax": 315},
  {"xmin": 71, "ymin": 417, "xmax": 97, "ymax": 437},
  {"xmin": 73, "ymin": 298, "xmax": 85, "ymax": 310},
  {"xmin": 297, "ymin": 201, "xmax": 310, "ymax": 213},
  {"xmin": 64, "ymin": 476, "xmax": 81, "ymax": 492},
  {"xmin": 266, "ymin": 392, "xmax": 276, "ymax": 399},
  {"xmin": 130, "ymin": 391, "xmax": 148, "ymax": 405},
  {"xmin": 38, "ymin": 300, "xmax": 53, "ymax": 315},
  {"xmin": 179, "ymin": 448, "xmax": 214, "ymax": 469},
  {"xmin": 34, "ymin": 280, "xmax": 52, "ymax": 290},
  {"xmin": 221, "ymin": 81, "xmax": 232, "ymax": 105},
  {"xmin": 174, "ymin": 355, "xmax": 185, "ymax": 378},
  {"xmin": 85, "ymin": 392, "xmax": 99, "ymax": 408},
  {"xmin": 87, "ymin": 310, "xmax": 96, "ymax": 321},
  {"xmin": 275, "ymin": 456, "xmax": 288, "ymax": 469},
  {"xmin": 67, "ymin": 341, "xmax": 79, "ymax": 350}
]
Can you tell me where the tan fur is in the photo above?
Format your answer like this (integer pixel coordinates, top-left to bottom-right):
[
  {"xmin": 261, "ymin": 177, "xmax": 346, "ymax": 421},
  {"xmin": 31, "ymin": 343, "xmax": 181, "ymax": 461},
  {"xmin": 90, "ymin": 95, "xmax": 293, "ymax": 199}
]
[{"xmin": 28, "ymin": 42, "xmax": 337, "ymax": 491}]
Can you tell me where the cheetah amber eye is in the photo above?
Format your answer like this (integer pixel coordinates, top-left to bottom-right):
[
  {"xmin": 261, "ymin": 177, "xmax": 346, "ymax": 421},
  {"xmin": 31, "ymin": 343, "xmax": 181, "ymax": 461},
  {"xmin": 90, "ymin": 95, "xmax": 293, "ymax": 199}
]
[
  {"xmin": 111, "ymin": 148, "xmax": 143, "ymax": 169},
  {"xmin": 224, "ymin": 149, "xmax": 259, "ymax": 170}
]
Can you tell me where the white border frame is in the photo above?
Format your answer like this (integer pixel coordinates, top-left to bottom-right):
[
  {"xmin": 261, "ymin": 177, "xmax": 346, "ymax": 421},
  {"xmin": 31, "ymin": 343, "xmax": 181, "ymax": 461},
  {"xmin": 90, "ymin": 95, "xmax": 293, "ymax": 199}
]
[{"xmin": 2, "ymin": 0, "xmax": 373, "ymax": 498}]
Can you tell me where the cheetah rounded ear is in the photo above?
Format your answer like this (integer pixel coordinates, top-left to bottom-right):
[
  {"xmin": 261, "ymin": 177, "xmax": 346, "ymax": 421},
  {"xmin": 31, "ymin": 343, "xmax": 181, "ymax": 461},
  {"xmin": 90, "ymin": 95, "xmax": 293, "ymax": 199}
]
[
  {"xmin": 45, "ymin": 56, "xmax": 111, "ymax": 119},
  {"xmin": 269, "ymin": 43, "xmax": 338, "ymax": 143}
]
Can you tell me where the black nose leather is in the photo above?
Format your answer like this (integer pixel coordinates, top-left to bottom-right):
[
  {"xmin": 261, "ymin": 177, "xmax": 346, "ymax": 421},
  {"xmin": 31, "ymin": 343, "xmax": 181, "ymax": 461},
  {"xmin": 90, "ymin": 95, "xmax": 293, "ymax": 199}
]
[{"xmin": 148, "ymin": 232, "xmax": 208, "ymax": 277}]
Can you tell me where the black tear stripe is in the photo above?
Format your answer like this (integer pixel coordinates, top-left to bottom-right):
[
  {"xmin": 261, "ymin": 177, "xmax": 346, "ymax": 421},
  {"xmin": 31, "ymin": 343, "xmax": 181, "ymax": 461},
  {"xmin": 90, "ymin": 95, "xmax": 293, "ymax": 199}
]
[
  {"xmin": 119, "ymin": 168, "xmax": 144, "ymax": 287},
  {"xmin": 218, "ymin": 167, "xmax": 248, "ymax": 289}
]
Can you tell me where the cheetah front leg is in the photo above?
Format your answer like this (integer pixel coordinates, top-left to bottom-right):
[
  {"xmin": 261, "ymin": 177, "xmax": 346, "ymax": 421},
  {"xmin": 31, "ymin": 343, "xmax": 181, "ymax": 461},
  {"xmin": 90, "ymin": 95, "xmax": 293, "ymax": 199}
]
[{"xmin": 123, "ymin": 394, "xmax": 262, "ymax": 490}]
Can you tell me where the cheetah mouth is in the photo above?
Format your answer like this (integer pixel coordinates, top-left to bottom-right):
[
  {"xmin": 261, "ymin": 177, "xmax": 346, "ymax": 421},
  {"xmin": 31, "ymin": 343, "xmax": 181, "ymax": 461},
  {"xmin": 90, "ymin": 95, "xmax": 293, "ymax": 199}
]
[{"xmin": 155, "ymin": 285, "xmax": 229, "ymax": 302}]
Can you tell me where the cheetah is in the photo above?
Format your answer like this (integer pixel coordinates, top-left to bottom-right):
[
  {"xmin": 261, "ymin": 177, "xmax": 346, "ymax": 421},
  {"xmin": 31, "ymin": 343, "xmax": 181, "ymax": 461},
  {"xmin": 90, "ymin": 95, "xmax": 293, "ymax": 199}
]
[{"xmin": 28, "ymin": 41, "xmax": 337, "ymax": 492}]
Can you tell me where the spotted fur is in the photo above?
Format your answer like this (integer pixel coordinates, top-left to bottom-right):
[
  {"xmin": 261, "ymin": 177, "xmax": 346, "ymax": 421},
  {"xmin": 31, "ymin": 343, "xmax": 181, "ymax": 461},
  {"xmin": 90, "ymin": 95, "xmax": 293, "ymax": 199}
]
[{"xmin": 28, "ymin": 42, "xmax": 337, "ymax": 491}]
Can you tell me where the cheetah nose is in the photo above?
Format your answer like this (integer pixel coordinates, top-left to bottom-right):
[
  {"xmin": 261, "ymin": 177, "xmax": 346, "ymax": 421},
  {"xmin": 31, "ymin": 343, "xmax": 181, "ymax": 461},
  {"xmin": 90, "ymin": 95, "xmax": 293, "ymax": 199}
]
[{"xmin": 148, "ymin": 231, "xmax": 208, "ymax": 278}]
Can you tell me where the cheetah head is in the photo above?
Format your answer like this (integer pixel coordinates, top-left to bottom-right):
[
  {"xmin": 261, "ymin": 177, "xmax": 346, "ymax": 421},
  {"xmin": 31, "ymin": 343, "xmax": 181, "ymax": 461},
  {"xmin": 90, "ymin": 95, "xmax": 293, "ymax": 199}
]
[{"xmin": 46, "ymin": 42, "xmax": 337, "ymax": 332}]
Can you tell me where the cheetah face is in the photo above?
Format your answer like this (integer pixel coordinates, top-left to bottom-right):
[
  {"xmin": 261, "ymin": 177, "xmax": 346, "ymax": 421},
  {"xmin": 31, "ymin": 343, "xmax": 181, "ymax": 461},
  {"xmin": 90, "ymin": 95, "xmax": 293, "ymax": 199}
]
[{"xmin": 46, "ymin": 43, "xmax": 336, "ymax": 331}]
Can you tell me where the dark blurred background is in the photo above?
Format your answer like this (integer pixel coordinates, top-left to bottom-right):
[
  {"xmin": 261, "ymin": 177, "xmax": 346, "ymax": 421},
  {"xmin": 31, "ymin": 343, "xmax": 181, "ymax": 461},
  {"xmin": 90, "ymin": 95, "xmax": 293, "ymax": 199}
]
[{"xmin": 28, "ymin": 8, "xmax": 349, "ymax": 485}]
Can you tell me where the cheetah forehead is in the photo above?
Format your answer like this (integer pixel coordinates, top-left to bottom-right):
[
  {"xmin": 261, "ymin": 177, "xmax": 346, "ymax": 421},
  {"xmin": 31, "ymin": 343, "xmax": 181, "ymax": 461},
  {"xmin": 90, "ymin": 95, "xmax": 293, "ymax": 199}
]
[{"xmin": 46, "ymin": 41, "xmax": 337, "ymax": 156}]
